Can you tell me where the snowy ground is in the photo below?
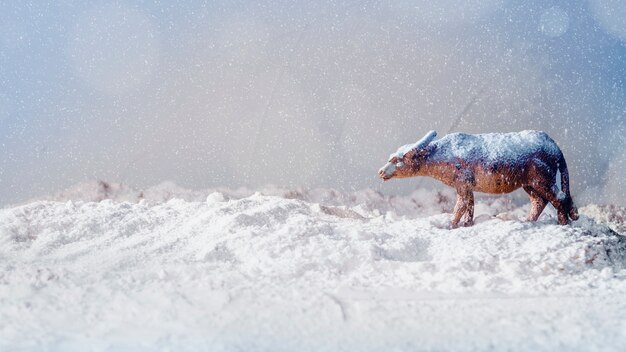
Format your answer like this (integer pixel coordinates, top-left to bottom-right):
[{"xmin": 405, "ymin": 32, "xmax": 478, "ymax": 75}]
[{"xmin": 1, "ymin": 182, "xmax": 626, "ymax": 351}]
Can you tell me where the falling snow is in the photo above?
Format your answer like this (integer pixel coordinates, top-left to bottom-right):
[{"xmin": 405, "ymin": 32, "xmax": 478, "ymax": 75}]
[
  {"xmin": 0, "ymin": 1, "xmax": 624, "ymax": 206},
  {"xmin": 1, "ymin": 1, "xmax": 626, "ymax": 351}
]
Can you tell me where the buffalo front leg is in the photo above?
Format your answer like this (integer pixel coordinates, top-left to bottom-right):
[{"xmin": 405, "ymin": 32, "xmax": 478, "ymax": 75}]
[
  {"xmin": 461, "ymin": 191, "xmax": 475, "ymax": 226},
  {"xmin": 451, "ymin": 189, "xmax": 474, "ymax": 229},
  {"xmin": 523, "ymin": 186, "xmax": 548, "ymax": 221}
]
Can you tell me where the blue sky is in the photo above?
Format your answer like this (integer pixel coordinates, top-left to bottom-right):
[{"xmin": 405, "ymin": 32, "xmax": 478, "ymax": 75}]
[{"xmin": 1, "ymin": 0, "xmax": 625, "ymax": 205}]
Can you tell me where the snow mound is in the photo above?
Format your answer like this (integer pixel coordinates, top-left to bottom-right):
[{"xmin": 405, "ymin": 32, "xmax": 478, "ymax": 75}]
[
  {"xmin": 581, "ymin": 203, "xmax": 626, "ymax": 235},
  {"xmin": 2, "ymin": 194, "xmax": 624, "ymax": 293},
  {"xmin": 2, "ymin": 188, "xmax": 626, "ymax": 350},
  {"xmin": 28, "ymin": 179, "xmax": 529, "ymax": 219}
]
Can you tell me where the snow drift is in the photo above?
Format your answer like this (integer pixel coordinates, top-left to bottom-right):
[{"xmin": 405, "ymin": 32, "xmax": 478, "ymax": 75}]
[{"xmin": 2, "ymin": 182, "xmax": 626, "ymax": 351}]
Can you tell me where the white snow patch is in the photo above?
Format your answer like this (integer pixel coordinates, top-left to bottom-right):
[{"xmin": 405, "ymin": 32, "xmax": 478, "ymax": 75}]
[
  {"xmin": 2, "ymin": 183, "xmax": 626, "ymax": 350},
  {"xmin": 581, "ymin": 203, "xmax": 626, "ymax": 235},
  {"xmin": 206, "ymin": 191, "xmax": 226, "ymax": 203}
]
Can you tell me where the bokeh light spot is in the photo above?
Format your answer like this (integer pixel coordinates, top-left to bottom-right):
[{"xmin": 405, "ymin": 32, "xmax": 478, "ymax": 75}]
[
  {"xmin": 539, "ymin": 7, "xmax": 569, "ymax": 38},
  {"xmin": 589, "ymin": 0, "xmax": 626, "ymax": 42}
]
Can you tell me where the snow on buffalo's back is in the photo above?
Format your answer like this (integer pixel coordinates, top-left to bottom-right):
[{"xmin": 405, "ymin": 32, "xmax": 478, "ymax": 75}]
[
  {"xmin": 432, "ymin": 130, "xmax": 561, "ymax": 165},
  {"xmin": 1, "ymin": 188, "xmax": 626, "ymax": 351}
]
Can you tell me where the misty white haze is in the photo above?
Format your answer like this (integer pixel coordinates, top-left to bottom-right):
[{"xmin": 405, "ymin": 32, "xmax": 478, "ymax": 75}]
[{"xmin": 0, "ymin": 1, "xmax": 625, "ymax": 204}]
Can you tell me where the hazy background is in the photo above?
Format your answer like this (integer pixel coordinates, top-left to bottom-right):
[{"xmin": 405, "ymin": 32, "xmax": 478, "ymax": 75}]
[{"xmin": 1, "ymin": 0, "xmax": 625, "ymax": 206}]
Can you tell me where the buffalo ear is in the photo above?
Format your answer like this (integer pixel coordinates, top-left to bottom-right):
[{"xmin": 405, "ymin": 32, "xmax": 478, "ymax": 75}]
[
  {"xmin": 395, "ymin": 130, "xmax": 437, "ymax": 159},
  {"xmin": 414, "ymin": 130, "xmax": 437, "ymax": 150}
]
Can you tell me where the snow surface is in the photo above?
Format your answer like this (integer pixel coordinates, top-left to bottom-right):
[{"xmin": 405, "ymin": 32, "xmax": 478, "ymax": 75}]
[{"xmin": 2, "ymin": 182, "xmax": 626, "ymax": 351}]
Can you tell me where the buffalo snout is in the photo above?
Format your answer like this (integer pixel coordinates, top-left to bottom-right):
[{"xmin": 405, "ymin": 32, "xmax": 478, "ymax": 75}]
[{"xmin": 378, "ymin": 163, "xmax": 396, "ymax": 180}]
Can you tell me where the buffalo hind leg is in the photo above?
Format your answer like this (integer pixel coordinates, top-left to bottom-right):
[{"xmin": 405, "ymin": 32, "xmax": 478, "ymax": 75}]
[
  {"xmin": 523, "ymin": 186, "xmax": 548, "ymax": 221},
  {"xmin": 532, "ymin": 184, "xmax": 569, "ymax": 225},
  {"xmin": 451, "ymin": 189, "xmax": 474, "ymax": 229}
]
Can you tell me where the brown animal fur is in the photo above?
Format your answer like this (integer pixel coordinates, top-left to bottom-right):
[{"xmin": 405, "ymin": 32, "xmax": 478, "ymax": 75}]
[{"xmin": 378, "ymin": 130, "xmax": 579, "ymax": 228}]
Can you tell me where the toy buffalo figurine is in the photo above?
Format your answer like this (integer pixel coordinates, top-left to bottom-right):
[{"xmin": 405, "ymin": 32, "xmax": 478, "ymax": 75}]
[{"xmin": 378, "ymin": 130, "xmax": 579, "ymax": 228}]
